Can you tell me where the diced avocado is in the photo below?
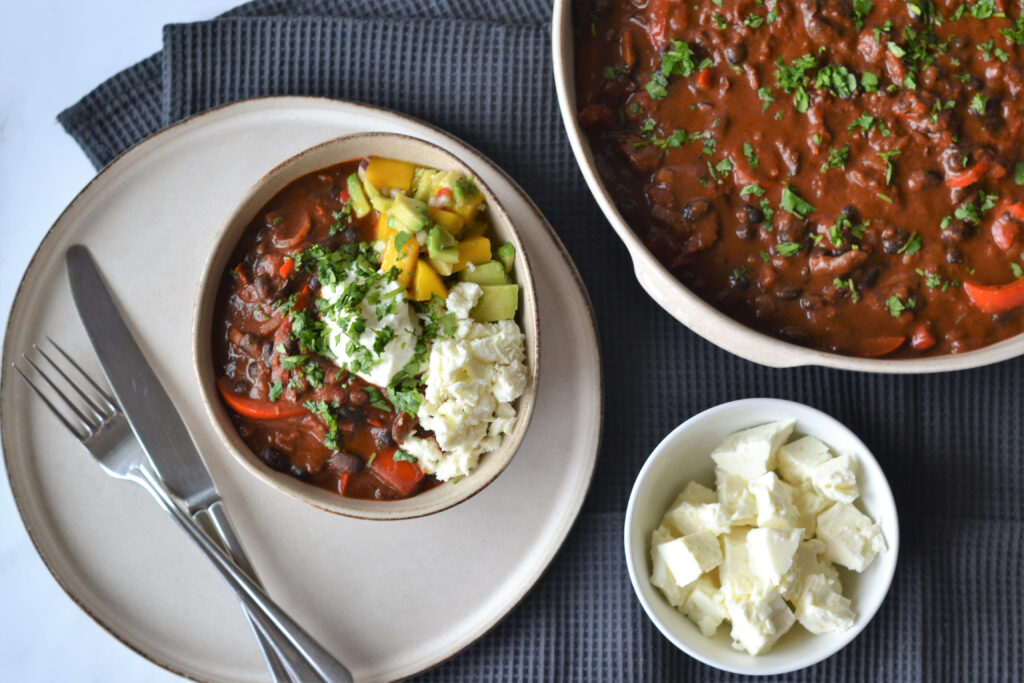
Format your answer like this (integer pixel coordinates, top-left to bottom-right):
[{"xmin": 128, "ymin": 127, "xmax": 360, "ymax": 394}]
[
  {"xmin": 389, "ymin": 194, "xmax": 430, "ymax": 232},
  {"xmin": 496, "ymin": 243, "xmax": 516, "ymax": 273},
  {"xmin": 411, "ymin": 168, "xmax": 442, "ymax": 202},
  {"xmin": 429, "ymin": 258, "xmax": 455, "ymax": 276},
  {"xmin": 359, "ymin": 173, "xmax": 393, "ymax": 213},
  {"xmin": 470, "ymin": 284, "xmax": 519, "ymax": 322},
  {"xmin": 459, "ymin": 260, "xmax": 508, "ymax": 286},
  {"xmin": 452, "ymin": 177, "xmax": 480, "ymax": 203},
  {"xmin": 346, "ymin": 174, "xmax": 371, "ymax": 217},
  {"xmin": 427, "ymin": 226, "xmax": 460, "ymax": 264}
]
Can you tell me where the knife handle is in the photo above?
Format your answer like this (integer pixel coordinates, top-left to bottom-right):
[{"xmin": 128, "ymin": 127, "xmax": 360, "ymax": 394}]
[
  {"xmin": 196, "ymin": 503, "xmax": 319, "ymax": 683},
  {"xmin": 136, "ymin": 464, "xmax": 354, "ymax": 683}
]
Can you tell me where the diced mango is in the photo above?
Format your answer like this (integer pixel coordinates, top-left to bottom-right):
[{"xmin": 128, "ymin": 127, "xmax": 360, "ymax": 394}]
[
  {"xmin": 410, "ymin": 260, "xmax": 448, "ymax": 301},
  {"xmin": 462, "ymin": 218, "xmax": 489, "ymax": 238},
  {"xmin": 380, "ymin": 231, "xmax": 420, "ymax": 288},
  {"xmin": 375, "ymin": 210, "xmax": 395, "ymax": 242},
  {"xmin": 451, "ymin": 236, "xmax": 492, "ymax": 273},
  {"xmin": 428, "ymin": 208, "xmax": 466, "ymax": 239},
  {"xmin": 454, "ymin": 193, "xmax": 485, "ymax": 223},
  {"xmin": 365, "ymin": 157, "xmax": 417, "ymax": 193}
]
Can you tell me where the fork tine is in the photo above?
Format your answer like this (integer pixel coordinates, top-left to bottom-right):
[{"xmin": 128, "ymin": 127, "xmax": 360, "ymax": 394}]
[
  {"xmin": 45, "ymin": 336, "xmax": 118, "ymax": 412},
  {"xmin": 12, "ymin": 363, "xmax": 89, "ymax": 440},
  {"xmin": 20, "ymin": 354, "xmax": 97, "ymax": 435},
  {"xmin": 33, "ymin": 343, "xmax": 108, "ymax": 422}
]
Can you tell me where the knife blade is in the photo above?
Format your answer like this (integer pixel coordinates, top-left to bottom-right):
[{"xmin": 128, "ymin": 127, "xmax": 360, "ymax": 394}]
[
  {"xmin": 66, "ymin": 244, "xmax": 218, "ymax": 512},
  {"xmin": 66, "ymin": 244, "xmax": 334, "ymax": 682}
]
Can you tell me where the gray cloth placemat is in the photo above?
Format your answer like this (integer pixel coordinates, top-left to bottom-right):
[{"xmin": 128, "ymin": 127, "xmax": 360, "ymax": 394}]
[{"xmin": 58, "ymin": 1, "xmax": 1023, "ymax": 680}]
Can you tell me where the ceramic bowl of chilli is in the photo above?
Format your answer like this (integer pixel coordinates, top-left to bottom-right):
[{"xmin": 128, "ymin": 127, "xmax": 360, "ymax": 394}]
[
  {"xmin": 551, "ymin": 0, "xmax": 1024, "ymax": 372},
  {"xmin": 193, "ymin": 132, "xmax": 540, "ymax": 520},
  {"xmin": 624, "ymin": 398, "xmax": 899, "ymax": 675}
]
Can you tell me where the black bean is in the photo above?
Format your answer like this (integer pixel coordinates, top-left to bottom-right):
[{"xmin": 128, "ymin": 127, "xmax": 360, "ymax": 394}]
[
  {"xmin": 681, "ymin": 198, "xmax": 713, "ymax": 222},
  {"xmin": 735, "ymin": 224, "xmax": 755, "ymax": 240},
  {"xmin": 262, "ymin": 342, "xmax": 274, "ymax": 367},
  {"xmin": 289, "ymin": 464, "xmax": 313, "ymax": 481},
  {"xmin": 840, "ymin": 205, "xmax": 859, "ymax": 221},
  {"xmin": 371, "ymin": 426, "xmax": 396, "ymax": 449},
  {"xmin": 863, "ymin": 267, "xmax": 881, "ymax": 288},
  {"xmin": 337, "ymin": 405, "xmax": 365, "ymax": 423},
  {"xmin": 234, "ymin": 379, "xmax": 251, "ymax": 394},
  {"xmin": 308, "ymin": 275, "xmax": 320, "ymax": 291},
  {"xmin": 328, "ymin": 184, "xmax": 340, "ymax": 198},
  {"xmin": 907, "ymin": 169, "xmax": 942, "ymax": 191},
  {"xmin": 342, "ymin": 227, "xmax": 360, "ymax": 244},
  {"xmin": 881, "ymin": 226, "xmax": 908, "ymax": 254},
  {"xmin": 328, "ymin": 451, "xmax": 364, "ymax": 476},
  {"xmin": 254, "ymin": 274, "xmax": 273, "ymax": 300},
  {"xmin": 741, "ymin": 203, "xmax": 764, "ymax": 225},
  {"xmin": 773, "ymin": 285, "xmax": 802, "ymax": 300},
  {"xmin": 945, "ymin": 245, "xmax": 964, "ymax": 264},
  {"xmin": 729, "ymin": 268, "xmax": 749, "ymax": 289},
  {"xmin": 779, "ymin": 326, "xmax": 813, "ymax": 345},
  {"xmin": 799, "ymin": 294, "xmax": 824, "ymax": 310},
  {"xmin": 257, "ymin": 446, "xmax": 291, "ymax": 473},
  {"xmin": 725, "ymin": 42, "xmax": 747, "ymax": 65},
  {"xmin": 940, "ymin": 221, "xmax": 970, "ymax": 243}
]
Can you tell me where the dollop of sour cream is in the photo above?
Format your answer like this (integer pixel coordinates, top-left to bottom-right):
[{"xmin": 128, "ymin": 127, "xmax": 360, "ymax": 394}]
[{"xmin": 320, "ymin": 271, "xmax": 419, "ymax": 388}]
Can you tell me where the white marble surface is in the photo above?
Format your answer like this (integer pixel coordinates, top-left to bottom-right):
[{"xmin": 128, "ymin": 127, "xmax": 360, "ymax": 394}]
[{"xmin": 0, "ymin": 2, "xmax": 237, "ymax": 680}]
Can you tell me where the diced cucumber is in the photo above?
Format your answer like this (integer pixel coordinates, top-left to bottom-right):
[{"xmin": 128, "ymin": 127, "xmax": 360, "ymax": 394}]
[
  {"xmin": 496, "ymin": 243, "xmax": 515, "ymax": 273},
  {"xmin": 346, "ymin": 174, "xmax": 371, "ymax": 217},
  {"xmin": 470, "ymin": 284, "xmax": 519, "ymax": 322},
  {"xmin": 427, "ymin": 226, "xmax": 460, "ymax": 264},
  {"xmin": 459, "ymin": 260, "xmax": 507, "ymax": 286},
  {"xmin": 389, "ymin": 194, "xmax": 430, "ymax": 232}
]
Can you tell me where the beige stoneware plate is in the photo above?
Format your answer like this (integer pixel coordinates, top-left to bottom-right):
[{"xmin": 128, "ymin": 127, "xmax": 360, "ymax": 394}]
[
  {"xmin": 551, "ymin": 0, "xmax": 1024, "ymax": 372},
  {"xmin": 0, "ymin": 97, "xmax": 602, "ymax": 682}
]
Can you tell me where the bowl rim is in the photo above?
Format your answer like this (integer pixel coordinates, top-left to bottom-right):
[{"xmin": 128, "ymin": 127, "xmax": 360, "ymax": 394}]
[
  {"xmin": 623, "ymin": 398, "xmax": 900, "ymax": 675},
  {"xmin": 550, "ymin": 0, "xmax": 1024, "ymax": 373},
  {"xmin": 191, "ymin": 130, "xmax": 540, "ymax": 520}
]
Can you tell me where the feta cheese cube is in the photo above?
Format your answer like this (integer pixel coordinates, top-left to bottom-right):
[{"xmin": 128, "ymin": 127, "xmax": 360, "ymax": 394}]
[
  {"xmin": 663, "ymin": 500, "xmax": 730, "ymax": 537},
  {"xmin": 710, "ymin": 420, "xmax": 795, "ymax": 481},
  {"xmin": 657, "ymin": 531, "xmax": 723, "ymax": 588},
  {"xmin": 777, "ymin": 436, "xmax": 832, "ymax": 489},
  {"xmin": 719, "ymin": 528, "xmax": 760, "ymax": 599},
  {"xmin": 682, "ymin": 574, "xmax": 728, "ymax": 637},
  {"xmin": 747, "ymin": 527, "xmax": 802, "ymax": 585},
  {"xmin": 795, "ymin": 573, "xmax": 856, "ymax": 634},
  {"xmin": 725, "ymin": 586, "xmax": 796, "ymax": 655},
  {"xmin": 748, "ymin": 472, "xmax": 799, "ymax": 529},
  {"xmin": 779, "ymin": 538, "xmax": 841, "ymax": 603},
  {"xmin": 816, "ymin": 502, "xmax": 886, "ymax": 572},
  {"xmin": 811, "ymin": 452, "xmax": 860, "ymax": 504},
  {"xmin": 793, "ymin": 488, "xmax": 828, "ymax": 539},
  {"xmin": 650, "ymin": 526, "xmax": 691, "ymax": 607},
  {"xmin": 716, "ymin": 469, "xmax": 757, "ymax": 525},
  {"xmin": 678, "ymin": 480, "xmax": 717, "ymax": 505}
]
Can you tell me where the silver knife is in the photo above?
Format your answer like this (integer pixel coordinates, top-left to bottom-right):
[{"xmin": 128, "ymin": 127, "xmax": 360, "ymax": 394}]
[{"xmin": 66, "ymin": 244, "xmax": 351, "ymax": 683}]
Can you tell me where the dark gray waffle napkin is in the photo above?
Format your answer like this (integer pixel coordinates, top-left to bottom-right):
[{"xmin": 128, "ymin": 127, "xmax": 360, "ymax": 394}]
[{"xmin": 58, "ymin": 1, "xmax": 1023, "ymax": 680}]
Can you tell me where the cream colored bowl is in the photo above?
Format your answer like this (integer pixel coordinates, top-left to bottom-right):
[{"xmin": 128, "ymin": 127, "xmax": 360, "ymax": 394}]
[
  {"xmin": 625, "ymin": 399, "xmax": 899, "ymax": 674},
  {"xmin": 193, "ymin": 132, "xmax": 539, "ymax": 520},
  {"xmin": 551, "ymin": 1, "xmax": 1024, "ymax": 372}
]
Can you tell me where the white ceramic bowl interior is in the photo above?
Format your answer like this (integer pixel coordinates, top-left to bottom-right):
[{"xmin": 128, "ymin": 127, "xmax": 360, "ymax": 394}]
[
  {"xmin": 193, "ymin": 132, "xmax": 540, "ymax": 520},
  {"xmin": 625, "ymin": 399, "xmax": 899, "ymax": 675},
  {"xmin": 551, "ymin": 0, "xmax": 1024, "ymax": 372}
]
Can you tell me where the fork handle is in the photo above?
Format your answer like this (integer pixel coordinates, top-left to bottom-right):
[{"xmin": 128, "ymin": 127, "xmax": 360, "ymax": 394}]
[
  {"xmin": 196, "ymin": 503, "xmax": 310, "ymax": 683},
  {"xmin": 136, "ymin": 464, "xmax": 354, "ymax": 683}
]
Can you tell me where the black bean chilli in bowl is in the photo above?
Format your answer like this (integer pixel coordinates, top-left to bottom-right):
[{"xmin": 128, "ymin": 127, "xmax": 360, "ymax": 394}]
[
  {"xmin": 575, "ymin": 0, "xmax": 1024, "ymax": 358},
  {"xmin": 212, "ymin": 155, "xmax": 530, "ymax": 501}
]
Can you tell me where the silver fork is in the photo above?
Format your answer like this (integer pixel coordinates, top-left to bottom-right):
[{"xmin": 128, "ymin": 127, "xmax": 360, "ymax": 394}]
[{"xmin": 14, "ymin": 340, "xmax": 349, "ymax": 683}]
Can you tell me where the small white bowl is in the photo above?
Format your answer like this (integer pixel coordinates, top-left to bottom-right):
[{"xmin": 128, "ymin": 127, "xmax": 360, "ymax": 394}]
[{"xmin": 624, "ymin": 399, "xmax": 899, "ymax": 675}]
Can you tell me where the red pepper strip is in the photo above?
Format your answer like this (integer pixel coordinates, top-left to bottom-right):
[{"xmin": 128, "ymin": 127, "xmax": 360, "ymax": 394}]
[
  {"xmin": 216, "ymin": 377, "xmax": 305, "ymax": 419},
  {"xmin": 945, "ymin": 159, "xmax": 990, "ymax": 188},
  {"xmin": 369, "ymin": 450, "xmax": 425, "ymax": 497},
  {"xmin": 279, "ymin": 257, "xmax": 295, "ymax": 279},
  {"xmin": 436, "ymin": 187, "xmax": 453, "ymax": 200},
  {"xmin": 963, "ymin": 277, "xmax": 1024, "ymax": 313},
  {"xmin": 339, "ymin": 473, "xmax": 350, "ymax": 496},
  {"xmin": 910, "ymin": 324, "xmax": 936, "ymax": 351},
  {"xmin": 340, "ymin": 188, "xmax": 350, "ymax": 203},
  {"xmin": 1006, "ymin": 202, "xmax": 1024, "ymax": 222},
  {"xmin": 696, "ymin": 68, "xmax": 712, "ymax": 90},
  {"xmin": 992, "ymin": 215, "xmax": 1021, "ymax": 252},
  {"xmin": 860, "ymin": 336, "xmax": 906, "ymax": 358},
  {"xmin": 646, "ymin": 0, "xmax": 671, "ymax": 50}
]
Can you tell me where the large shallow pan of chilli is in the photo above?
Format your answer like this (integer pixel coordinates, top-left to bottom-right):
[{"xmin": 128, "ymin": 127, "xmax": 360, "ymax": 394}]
[{"xmin": 554, "ymin": 0, "xmax": 1024, "ymax": 372}]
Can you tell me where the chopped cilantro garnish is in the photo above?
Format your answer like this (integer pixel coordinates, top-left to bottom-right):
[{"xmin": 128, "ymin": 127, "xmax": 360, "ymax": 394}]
[{"xmin": 781, "ymin": 185, "xmax": 815, "ymax": 218}]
